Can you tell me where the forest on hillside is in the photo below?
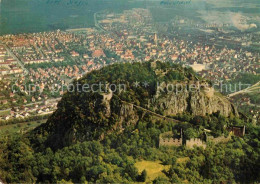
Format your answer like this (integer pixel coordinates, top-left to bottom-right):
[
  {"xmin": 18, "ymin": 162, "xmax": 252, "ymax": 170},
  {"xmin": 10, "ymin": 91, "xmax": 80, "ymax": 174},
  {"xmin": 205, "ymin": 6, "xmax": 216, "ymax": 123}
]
[{"xmin": 0, "ymin": 113, "xmax": 259, "ymax": 183}]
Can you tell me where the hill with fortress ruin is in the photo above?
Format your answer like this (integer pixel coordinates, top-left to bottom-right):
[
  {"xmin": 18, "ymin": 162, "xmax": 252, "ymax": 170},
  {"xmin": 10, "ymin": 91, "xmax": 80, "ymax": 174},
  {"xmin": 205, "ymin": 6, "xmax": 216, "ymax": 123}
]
[{"xmin": 31, "ymin": 61, "xmax": 238, "ymax": 149}]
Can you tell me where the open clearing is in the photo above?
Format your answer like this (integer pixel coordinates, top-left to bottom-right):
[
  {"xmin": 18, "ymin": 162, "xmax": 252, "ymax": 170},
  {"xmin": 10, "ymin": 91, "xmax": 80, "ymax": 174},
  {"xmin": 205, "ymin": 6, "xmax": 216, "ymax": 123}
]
[
  {"xmin": 134, "ymin": 157, "xmax": 190, "ymax": 182},
  {"xmin": 135, "ymin": 160, "xmax": 170, "ymax": 182},
  {"xmin": 0, "ymin": 119, "xmax": 47, "ymax": 136}
]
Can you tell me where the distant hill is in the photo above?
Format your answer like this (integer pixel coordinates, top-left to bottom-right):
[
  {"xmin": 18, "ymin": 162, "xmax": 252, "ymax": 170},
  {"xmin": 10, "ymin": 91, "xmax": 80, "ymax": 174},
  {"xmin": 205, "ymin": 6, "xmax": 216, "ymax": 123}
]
[{"xmin": 32, "ymin": 61, "xmax": 238, "ymax": 149}]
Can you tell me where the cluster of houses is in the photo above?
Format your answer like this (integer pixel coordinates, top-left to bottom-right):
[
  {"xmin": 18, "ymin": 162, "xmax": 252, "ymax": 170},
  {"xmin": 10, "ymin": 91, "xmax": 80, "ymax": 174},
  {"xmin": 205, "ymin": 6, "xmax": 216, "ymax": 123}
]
[
  {"xmin": 0, "ymin": 8, "xmax": 258, "ymax": 84},
  {"xmin": 97, "ymin": 9, "xmax": 259, "ymax": 83},
  {"xmin": 0, "ymin": 101, "xmax": 57, "ymax": 121},
  {"xmin": 0, "ymin": 8, "xmax": 259, "ymax": 120},
  {"xmin": 0, "ymin": 31, "xmax": 68, "ymax": 65},
  {"xmin": 0, "ymin": 45, "xmax": 23, "ymax": 76}
]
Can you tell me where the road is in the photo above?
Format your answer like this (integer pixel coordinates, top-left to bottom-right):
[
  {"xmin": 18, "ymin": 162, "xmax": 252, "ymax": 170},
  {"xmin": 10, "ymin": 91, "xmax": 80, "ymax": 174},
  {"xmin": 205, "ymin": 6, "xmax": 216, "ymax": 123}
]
[
  {"xmin": 0, "ymin": 42, "xmax": 29, "ymax": 75},
  {"xmin": 33, "ymin": 43, "xmax": 45, "ymax": 58},
  {"xmin": 94, "ymin": 12, "xmax": 106, "ymax": 32},
  {"xmin": 0, "ymin": 97, "xmax": 61, "ymax": 114}
]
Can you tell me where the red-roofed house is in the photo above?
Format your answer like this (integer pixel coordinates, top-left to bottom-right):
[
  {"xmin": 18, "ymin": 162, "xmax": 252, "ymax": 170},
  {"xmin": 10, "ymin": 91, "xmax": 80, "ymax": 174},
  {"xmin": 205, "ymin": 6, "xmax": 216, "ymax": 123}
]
[{"xmin": 92, "ymin": 49, "xmax": 106, "ymax": 58}]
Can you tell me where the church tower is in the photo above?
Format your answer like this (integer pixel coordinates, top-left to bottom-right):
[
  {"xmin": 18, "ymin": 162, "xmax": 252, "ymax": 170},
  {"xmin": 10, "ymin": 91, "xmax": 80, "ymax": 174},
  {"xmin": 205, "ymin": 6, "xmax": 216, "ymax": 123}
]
[{"xmin": 154, "ymin": 33, "xmax": 158, "ymax": 45}]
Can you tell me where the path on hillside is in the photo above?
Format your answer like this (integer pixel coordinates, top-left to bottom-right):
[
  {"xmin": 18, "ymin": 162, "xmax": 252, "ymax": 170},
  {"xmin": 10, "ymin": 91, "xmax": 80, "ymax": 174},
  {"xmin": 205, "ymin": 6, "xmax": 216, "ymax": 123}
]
[
  {"xmin": 114, "ymin": 94, "xmax": 181, "ymax": 123},
  {"xmin": 228, "ymin": 81, "xmax": 260, "ymax": 98}
]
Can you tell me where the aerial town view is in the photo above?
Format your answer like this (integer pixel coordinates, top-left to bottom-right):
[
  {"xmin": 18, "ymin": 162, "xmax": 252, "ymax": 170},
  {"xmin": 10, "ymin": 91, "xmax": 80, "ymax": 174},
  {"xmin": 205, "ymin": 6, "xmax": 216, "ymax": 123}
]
[{"xmin": 0, "ymin": 0, "xmax": 259, "ymax": 183}]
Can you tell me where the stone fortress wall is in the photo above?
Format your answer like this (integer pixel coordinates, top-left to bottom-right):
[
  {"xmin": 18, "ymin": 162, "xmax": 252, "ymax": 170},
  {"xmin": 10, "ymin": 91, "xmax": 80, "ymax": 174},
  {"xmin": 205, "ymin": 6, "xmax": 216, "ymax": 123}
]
[
  {"xmin": 186, "ymin": 138, "xmax": 206, "ymax": 149},
  {"xmin": 159, "ymin": 126, "xmax": 245, "ymax": 149},
  {"xmin": 159, "ymin": 136, "xmax": 182, "ymax": 147}
]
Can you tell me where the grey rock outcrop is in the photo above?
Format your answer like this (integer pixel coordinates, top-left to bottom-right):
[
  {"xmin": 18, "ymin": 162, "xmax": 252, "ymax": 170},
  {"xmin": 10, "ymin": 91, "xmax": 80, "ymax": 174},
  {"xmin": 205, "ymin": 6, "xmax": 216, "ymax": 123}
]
[{"xmin": 150, "ymin": 82, "xmax": 238, "ymax": 117}]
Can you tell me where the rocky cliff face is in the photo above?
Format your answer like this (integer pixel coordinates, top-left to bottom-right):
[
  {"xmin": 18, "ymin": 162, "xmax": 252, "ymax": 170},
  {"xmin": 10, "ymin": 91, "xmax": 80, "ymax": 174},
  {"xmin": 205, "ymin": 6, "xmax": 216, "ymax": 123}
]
[
  {"xmin": 32, "ymin": 61, "xmax": 238, "ymax": 149},
  {"xmin": 105, "ymin": 102, "xmax": 140, "ymax": 134},
  {"xmin": 151, "ymin": 87, "xmax": 238, "ymax": 117}
]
